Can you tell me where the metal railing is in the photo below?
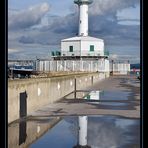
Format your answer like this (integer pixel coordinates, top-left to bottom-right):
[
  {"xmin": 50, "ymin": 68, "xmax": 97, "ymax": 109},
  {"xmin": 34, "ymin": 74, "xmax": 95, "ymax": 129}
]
[{"xmin": 51, "ymin": 50, "xmax": 109, "ymax": 57}]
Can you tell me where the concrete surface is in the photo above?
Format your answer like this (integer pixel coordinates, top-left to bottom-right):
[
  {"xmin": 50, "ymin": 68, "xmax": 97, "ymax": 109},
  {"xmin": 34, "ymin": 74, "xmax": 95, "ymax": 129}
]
[{"xmin": 30, "ymin": 75, "xmax": 140, "ymax": 118}]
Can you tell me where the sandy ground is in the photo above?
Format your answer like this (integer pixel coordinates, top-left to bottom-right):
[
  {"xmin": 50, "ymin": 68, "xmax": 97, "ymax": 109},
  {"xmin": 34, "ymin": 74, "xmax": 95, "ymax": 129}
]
[{"xmin": 30, "ymin": 75, "xmax": 140, "ymax": 119}]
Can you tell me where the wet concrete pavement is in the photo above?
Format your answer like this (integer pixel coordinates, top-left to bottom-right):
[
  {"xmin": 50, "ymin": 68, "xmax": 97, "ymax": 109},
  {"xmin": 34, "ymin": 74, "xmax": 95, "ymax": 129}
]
[
  {"xmin": 8, "ymin": 75, "xmax": 140, "ymax": 148},
  {"xmin": 29, "ymin": 75, "xmax": 140, "ymax": 119}
]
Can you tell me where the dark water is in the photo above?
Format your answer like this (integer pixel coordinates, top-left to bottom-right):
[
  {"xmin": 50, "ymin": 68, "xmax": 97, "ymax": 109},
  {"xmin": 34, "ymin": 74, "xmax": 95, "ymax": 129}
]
[{"xmin": 29, "ymin": 115, "xmax": 139, "ymax": 148}]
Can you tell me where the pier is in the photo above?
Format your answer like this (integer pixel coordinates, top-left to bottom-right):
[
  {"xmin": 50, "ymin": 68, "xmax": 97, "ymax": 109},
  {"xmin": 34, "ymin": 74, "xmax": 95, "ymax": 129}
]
[
  {"xmin": 8, "ymin": 0, "xmax": 140, "ymax": 147},
  {"xmin": 8, "ymin": 74, "xmax": 140, "ymax": 148}
]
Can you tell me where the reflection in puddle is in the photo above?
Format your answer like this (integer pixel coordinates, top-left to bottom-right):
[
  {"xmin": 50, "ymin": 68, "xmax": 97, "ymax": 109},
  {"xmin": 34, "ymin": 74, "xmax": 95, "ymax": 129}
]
[
  {"xmin": 64, "ymin": 89, "xmax": 133, "ymax": 110},
  {"xmin": 30, "ymin": 115, "xmax": 139, "ymax": 148},
  {"xmin": 8, "ymin": 115, "xmax": 140, "ymax": 148},
  {"xmin": 85, "ymin": 90, "xmax": 129, "ymax": 101},
  {"xmin": 8, "ymin": 87, "xmax": 139, "ymax": 148},
  {"xmin": 84, "ymin": 91, "xmax": 102, "ymax": 101},
  {"xmin": 8, "ymin": 117, "xmax": 61, "ymax": 148},
  {"xmin": 77, "ymin": 116, "xmax": 89, "ymax": 147},
  {"xmin": 100, "ymin": 90, "xmax": 130, "ymax": 100},
  {"xmin": 83, "ymin": 90, "xmax": 129, "ymax": 107},
  {"xmin": 66, "ymin": 89, "xmax": 129, "ymax": 102},
  {"xmin": 19, "ymin": 120, "xmax": 27, "ymax": 145}
]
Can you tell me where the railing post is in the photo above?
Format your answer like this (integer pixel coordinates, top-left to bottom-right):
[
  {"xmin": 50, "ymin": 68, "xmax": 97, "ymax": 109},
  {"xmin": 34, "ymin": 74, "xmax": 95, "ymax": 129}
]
[
  {"xmin": 74, "ymin": 77, "xmax": 77, "ymax": 99},
  {"xmin": 111, "ymin": 60, "xmax": 114, "ymax": 76},
  {"xmin": 91, "ymin": 76, "xmax": 93, "ymax": 85}
]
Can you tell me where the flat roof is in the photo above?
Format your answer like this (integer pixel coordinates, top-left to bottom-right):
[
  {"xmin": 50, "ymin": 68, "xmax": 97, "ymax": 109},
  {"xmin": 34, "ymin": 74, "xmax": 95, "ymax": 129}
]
[{"xmin": 61, "ymin": 36, "xmax": 104, "ymax": 42}]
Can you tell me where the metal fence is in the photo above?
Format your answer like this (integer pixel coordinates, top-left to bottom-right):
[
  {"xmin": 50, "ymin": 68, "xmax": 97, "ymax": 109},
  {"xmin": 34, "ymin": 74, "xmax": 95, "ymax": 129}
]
[
  {"xmin": 35, "ymin": 59, "xmax": 110, "ymax": 72},
  {"xmin": 109, "ymin": 63, "xmax": 130, "ymax": 75}
]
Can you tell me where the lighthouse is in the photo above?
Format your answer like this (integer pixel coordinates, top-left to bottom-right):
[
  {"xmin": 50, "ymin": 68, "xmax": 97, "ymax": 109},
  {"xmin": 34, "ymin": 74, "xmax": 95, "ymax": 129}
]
[
  {"xmin": 74, "ymin": 0, "xmax": 93, "ymax": 36},
  {"xmin": 61, "ymin": 0, "xmax": 105, "ymax": 57},
  {"xmin": 50, "ymin": 0, "xmax": 110, "ymax": 74}
]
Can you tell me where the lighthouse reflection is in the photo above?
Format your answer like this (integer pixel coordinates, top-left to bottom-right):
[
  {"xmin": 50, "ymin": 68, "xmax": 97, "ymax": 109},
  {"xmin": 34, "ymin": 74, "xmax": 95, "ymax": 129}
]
[
  {"xmin": 71, "ymin": 115, "xmax": 139, "ymax": 148},
  {"xmin": 73, "ymin": 116, "xmax": 91, "ymax": 148},
  {"xmin": 8, "ymin": 115, "xmax": 139, "ymax": 148}
]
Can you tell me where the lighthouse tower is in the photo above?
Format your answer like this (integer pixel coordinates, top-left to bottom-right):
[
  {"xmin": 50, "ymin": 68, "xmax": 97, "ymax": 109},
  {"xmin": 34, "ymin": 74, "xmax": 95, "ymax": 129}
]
[
  {"xmin": 60, "ymin": 0, "xmax": 105, "ymax": 57},
  {"xmin": 74, "ymin": 0, "xmax": 93, "ymax": 36}
]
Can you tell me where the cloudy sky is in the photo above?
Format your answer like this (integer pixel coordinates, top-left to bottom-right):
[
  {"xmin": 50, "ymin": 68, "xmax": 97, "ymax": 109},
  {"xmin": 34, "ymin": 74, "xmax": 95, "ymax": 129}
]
[{"xmin": 8, "ymin": 0, "xmax": 140, "ymax": 63}]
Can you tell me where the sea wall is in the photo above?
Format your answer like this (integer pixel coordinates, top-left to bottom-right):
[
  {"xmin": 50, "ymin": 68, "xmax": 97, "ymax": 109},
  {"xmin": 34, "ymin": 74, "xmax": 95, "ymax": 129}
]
[{"xmin": 8, "ymin": 72, "xmax": 109, "ymax": 123}]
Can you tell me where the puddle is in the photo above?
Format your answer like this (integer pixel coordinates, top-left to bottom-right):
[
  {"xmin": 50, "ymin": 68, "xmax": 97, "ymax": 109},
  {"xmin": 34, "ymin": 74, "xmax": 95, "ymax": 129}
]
[
  {"xmin": 99, "ymin": 90, "xmax": 129, "ymax": 101},
  {"xmin": 66, "ymin": 89, "xmax": 130, "ymax": 101},
  {"xmin": 8, "ymin": 115, "xmax": 140, "ymax": 148},
  {"xmin": 63, "ymin": 89, "xmax": 133, "ymax": 110}
]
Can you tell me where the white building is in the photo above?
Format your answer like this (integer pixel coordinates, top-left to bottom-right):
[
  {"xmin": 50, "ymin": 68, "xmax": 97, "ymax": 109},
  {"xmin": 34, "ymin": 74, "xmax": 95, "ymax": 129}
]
[{"xmin": 61, "ymin": 36, "xmax": 104, "ymax": 56}]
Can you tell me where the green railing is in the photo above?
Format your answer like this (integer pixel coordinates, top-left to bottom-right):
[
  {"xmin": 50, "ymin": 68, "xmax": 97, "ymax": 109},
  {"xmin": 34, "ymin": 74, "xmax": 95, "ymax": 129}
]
[
  {"xmin": 51, "ymin": 51, "xmax": 61, "ymax": 57},
  {"xmin": 51, "ymin": 50, "xmax": 109, "ymax": 57},
  {"xmin": 74, "ymin": 0, "xmax": 93, "ymax": 5}
]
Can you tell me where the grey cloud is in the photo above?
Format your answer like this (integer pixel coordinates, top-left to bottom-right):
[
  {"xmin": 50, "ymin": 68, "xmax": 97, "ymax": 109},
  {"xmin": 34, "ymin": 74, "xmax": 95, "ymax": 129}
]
[
  {"xmin": 90, "ymin": 0, "xmax": 139, "ymax": 15},
  {"xmin": 49, "ymin": 13, "xmax": 79, "ymax": 34},
  {"xmin": 44, "ymin": 0, "xmax": 140, "ymax": 41},
  {"xmin": 118, "ymin": 18, "xmax": 140, "ymax": 22},
  {"xmin": 19, "ymin": 36, "xmax": 34, "ymax": 44},
  {"xmin": 8, "ymin": 3, "xmax": 50, "ymax": 30}
]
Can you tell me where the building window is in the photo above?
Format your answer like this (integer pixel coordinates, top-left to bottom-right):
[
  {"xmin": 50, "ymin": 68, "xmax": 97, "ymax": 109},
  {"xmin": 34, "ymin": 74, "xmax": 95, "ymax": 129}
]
[
  {"xmin": 90, "ymin": 45, "xmax": 94, "ymax": 52},
  {"xmin": 69, "ymin": 46, "xmax": 73, "ymax": 52}
]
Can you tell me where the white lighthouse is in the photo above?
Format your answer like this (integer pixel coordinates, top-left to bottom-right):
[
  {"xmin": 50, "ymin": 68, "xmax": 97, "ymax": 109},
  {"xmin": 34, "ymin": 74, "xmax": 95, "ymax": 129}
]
[
  {"xmin": 61, "ymin": 0, "xmax": 105, "ymax": 57},
  {"xmin": 50, "ymin": 0, "xmax": 110, "ymax": 74},
  {"xmin": 74, "ymin": 0, "xmax": 93, "ymax": 36}
]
